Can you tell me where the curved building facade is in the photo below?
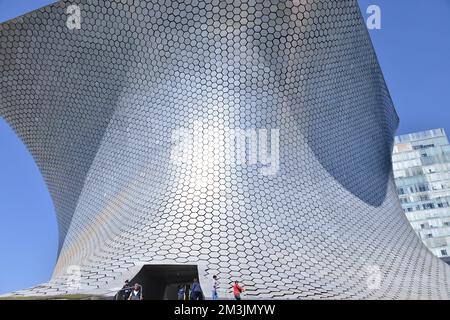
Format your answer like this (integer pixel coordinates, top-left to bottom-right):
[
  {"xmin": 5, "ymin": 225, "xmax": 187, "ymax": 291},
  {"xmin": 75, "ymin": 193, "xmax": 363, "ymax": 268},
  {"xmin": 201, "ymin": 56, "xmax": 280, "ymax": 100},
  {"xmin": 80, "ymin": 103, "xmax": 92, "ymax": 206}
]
[{"xmin": 1, "ymin": 0, "xmax": 449, "ymax": 298}]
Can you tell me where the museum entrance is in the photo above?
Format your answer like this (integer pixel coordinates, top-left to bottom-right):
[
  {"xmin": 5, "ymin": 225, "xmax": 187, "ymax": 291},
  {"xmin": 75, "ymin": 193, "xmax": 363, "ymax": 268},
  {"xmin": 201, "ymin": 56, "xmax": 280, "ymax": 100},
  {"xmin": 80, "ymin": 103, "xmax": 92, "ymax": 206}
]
[{"xmin": 129, "ymin": 264, "xmax": 200, "ymax": 300}]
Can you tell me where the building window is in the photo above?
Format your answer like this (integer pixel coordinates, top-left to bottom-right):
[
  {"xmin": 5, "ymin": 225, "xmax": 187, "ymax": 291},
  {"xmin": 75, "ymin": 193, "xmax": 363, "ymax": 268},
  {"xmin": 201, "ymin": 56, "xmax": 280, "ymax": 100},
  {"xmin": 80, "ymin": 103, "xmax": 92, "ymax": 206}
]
[
  {"xmin": 441, "ymin": 250, "xmax": 448, "ymax": 256},
  {"xmin": 413, "ymin": 144, "xmax": 435, "ymax": 150},
  {"xmin": 426, "ymin": 234, "xmax": 433, "ymax": 239},
  {"xmin": 420, "ymin": 224, "xmax": 426, "ymax": 229},
  {"xmin": 422, "ymin": 203, "xmax": 435, "ymax": 210}
]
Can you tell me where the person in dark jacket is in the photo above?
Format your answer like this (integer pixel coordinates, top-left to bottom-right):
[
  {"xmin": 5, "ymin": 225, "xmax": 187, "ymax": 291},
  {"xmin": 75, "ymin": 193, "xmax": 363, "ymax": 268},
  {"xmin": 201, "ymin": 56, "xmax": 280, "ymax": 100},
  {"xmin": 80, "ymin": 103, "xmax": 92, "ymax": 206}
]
[
  {"xmin": 190, "ymin": 278, "xmax": 204, "ymax": 300},
  {"xmin": 121, "ymin": 280, "xmax": 132, "ymax": 300},
  {"xmin": 114, "ymin": 280, "xmax": 132, "ymax": 300},
  {"xmin": 178, "ymin": 284, "xmax": 185, "ymax": 300},
  {"xmin": 211, "ymin": 275, "xmax": 219, "ymax": 300}
]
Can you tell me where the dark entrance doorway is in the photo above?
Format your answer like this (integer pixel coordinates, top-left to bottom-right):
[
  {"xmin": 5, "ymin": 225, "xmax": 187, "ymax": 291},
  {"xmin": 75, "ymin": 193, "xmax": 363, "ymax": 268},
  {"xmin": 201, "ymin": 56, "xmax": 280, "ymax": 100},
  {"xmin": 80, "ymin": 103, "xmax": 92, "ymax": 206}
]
[{"xmin": 129, "ymin": 264, "xmax": 200, "ymax": 300}]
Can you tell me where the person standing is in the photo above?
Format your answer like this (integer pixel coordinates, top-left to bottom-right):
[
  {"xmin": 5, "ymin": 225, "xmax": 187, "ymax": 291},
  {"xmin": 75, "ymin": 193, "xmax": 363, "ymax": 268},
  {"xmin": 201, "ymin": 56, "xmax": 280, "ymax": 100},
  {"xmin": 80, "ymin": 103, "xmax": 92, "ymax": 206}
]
[
  {"xmin": 190, "ymin": 278, "xmax": 204, "ymax": 300},
  {"xmin": 178, "ymin": 284, "xmax": 185, "ymax": 300},
  {"xmin": 121, "ymin": 280, "xmax": 132, "ymax": 300},
  {"xmin": 114, "ymin": 280, "xmax": 132, "ymax": 300},
  {"xmin": 128, "ymin": 283, "xmax": 143, "ymax": 300},
  {"xmin": 211, "ymin": 275, "xmax": 219, "ymax": 300},
  {"xmin": 233, "ymin": 281, "xmax": 244, "ymax": 300}
]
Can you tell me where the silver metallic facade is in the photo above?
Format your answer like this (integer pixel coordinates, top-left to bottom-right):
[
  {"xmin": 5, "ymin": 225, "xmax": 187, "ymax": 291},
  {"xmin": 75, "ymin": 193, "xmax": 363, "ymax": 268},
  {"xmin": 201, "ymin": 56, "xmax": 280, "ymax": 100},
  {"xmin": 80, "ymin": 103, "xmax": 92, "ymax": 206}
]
[{"xmin": 1, "ymin": 0, "xmax": 450, "ymax": 299}]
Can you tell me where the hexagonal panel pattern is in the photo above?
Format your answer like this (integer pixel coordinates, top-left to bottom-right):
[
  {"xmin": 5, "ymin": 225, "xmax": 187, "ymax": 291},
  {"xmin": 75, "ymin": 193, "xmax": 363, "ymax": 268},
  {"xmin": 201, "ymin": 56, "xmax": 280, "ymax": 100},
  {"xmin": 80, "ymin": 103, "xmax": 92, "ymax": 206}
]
[{"xmin": 1, "ymin": 0, "xmax": 449, "ymax": 299}]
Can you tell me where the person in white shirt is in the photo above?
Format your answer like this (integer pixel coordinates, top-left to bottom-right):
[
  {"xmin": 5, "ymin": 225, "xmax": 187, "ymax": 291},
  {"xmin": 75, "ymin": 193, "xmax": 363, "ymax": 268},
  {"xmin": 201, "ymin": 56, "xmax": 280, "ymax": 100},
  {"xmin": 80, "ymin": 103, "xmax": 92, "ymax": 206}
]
[
  {"xmin": 128, "ymin": 283, "xmax": 143, "ymax": 300},
  {"xmin": 212, "ymin": 275, "xmax": 219, "ymax": 300}
]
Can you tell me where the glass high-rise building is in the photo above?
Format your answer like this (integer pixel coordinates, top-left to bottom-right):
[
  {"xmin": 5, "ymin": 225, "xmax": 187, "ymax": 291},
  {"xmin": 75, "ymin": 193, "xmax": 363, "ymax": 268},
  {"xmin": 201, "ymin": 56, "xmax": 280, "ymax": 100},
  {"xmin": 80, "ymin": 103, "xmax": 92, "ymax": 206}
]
[{"xmin": 393, "ymin": 129, "xmax": 450, "ymax": 263}]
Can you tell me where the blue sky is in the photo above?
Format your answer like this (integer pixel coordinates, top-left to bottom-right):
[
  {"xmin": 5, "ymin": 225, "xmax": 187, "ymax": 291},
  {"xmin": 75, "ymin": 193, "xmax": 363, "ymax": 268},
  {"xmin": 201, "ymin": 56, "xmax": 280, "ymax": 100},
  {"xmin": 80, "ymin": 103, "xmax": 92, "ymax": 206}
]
[
  {"xmin": 0, "ymin": 119, "xmax": 58, "ymax": 294},
  {"xmin": 0, "ymin": 0, "xmax": 59, "ymax": 295},
  {"xmin": 359, "ymin": 0, "xmax": 450, "ymax": 136},
  {"xmin": 0, "ymin": 0, "xmax": 450, "ymax": 294}
]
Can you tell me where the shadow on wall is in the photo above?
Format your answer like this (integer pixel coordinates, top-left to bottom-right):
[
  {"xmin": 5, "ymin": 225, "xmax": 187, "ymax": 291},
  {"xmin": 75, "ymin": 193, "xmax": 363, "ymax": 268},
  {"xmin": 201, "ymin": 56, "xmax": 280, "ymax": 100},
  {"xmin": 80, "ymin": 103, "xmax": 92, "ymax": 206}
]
[
  {"xmin": 303, "ymin": 94, "xmax": 398, "ymax": 207},
  {"xmin": 297, "ymin": 20, "xmax": 399, "ymax": 206}
]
